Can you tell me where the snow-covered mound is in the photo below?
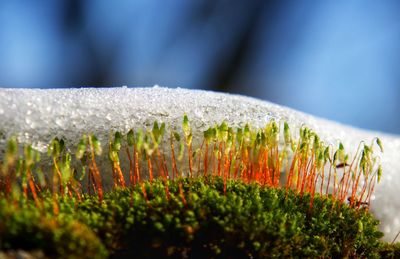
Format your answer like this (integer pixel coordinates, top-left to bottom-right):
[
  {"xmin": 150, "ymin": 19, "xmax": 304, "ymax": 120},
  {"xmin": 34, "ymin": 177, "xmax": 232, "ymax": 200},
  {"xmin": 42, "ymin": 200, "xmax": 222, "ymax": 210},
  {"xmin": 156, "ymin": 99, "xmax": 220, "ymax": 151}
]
[{"xmin": 0, "ymin": 86, "xmax": 399, "ymax": 241}]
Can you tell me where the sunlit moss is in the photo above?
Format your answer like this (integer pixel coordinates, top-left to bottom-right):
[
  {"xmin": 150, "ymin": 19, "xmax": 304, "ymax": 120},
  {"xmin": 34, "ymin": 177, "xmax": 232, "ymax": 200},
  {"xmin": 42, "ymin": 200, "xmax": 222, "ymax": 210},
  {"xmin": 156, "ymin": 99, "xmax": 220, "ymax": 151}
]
[{"xmin": 0, "ymin": 115, "xmax": 393, "ymax": 257}]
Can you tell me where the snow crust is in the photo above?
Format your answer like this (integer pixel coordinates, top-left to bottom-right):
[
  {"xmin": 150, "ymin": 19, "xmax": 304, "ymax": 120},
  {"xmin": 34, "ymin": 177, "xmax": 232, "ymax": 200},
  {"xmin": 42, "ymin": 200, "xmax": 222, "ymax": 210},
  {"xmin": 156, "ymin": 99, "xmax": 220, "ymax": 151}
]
[{"xmin": 0, "ymin": 86, "xmax": 399, "ymax": 241}]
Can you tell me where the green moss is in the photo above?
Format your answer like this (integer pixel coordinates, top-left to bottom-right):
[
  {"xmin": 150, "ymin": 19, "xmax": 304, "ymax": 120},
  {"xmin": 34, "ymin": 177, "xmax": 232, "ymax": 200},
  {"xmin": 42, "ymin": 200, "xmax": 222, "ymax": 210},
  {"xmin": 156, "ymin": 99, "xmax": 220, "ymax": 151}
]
[
  {"xmin": 0, "ymin": 117, "xmax": 393, "ymax": 257},
  {"xmin": 1, "ymin": 177, "xmax": 397, "ymax": 258},
  {"xmin": 0, "ymin": 197, "xmax": 107, "ymax": 258}
]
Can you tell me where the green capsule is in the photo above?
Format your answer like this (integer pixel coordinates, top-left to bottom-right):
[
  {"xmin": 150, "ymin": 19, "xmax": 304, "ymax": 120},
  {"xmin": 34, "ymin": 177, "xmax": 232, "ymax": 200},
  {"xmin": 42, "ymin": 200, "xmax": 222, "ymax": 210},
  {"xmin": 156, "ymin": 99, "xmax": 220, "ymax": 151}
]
[
  {"xmin": 324, "ymin": 146, "xmax": 330, "ymax": 162},
  {"xmin": 377, "ymin": 165, "xmax": 382, "ymax": 183},
  {"xmin": 24, "ymin": 145, "xmax": 35, "ymax": 166},
  {"xmin": 135, "ymin": 129, "xmax": 143, "ymax": 149},
  {"xmin": 376, "ymin": 138, "xmax": 384, "ymax": 153},
  {"xmin": 59, "ymin": 139, "xmax": 65, "ymax": 153},
  {"xmin": 203, "ymin": 128, "xmax": 214, "ymax": 141},
  {"xmin": 65, "ymin": 152, "xmax": 72, "ymax": 165},
  {"xmin": 6, "ymin": 137, "xmax": 18, "ymax": 164},
  {"xmin": 333, "ymin": 150, "xmax": 338, "ymax": 164},
  {"xmin": 34, "ymin": 149, "xmax": 41, "ymax": 163},
  {"xmin": 111, "ymin": 132, "xmax": 122, "ymax": 151},
  {"xmin": 76, "ymin": 137, "xmax": 87, "ymax": 160},
  {"xmin": 109, "ymin": 150, "xmax": 119, "ymax": 163},
  {"xmin": 317, "ymin": 151, "xmax": 324, "ymax": 168},
  {"xmin": 337, "ymin": 143, "xmax": 345, "ymax": 162},
  {"xmin": 236, "ymin": 128, "xmax": 243, "ymax": 144},
  {"xmin": 178, "ymin": 142, "xmax": 185, "ymax": 161},
  {"xmin": 127, "ymin": 129, "xmax": 135, "ymax": 146},
  {"xmin": 92, "ymin": 135, "xmax": 102, "ymax": 155},
  {"xmin": 313, "ymin": 134, "xmax": 320, "ymax": 150},
  {"xmin": 218, "ymin": 122, "xmax": 228, "ymax": 141},
  {"xmin": 159, "ymin": 122, "xmax": 166, "ymax": 137},
  {"xmin": 187, "ymin": 133, "xmax": 193, "ymax": 146},
  {"xmin": 182, "ymin": 114, "xmax": 191, "ymax": 137},
  {"xmin": 48, "ymin": 138, "xmax": 60, "ymax": 157},
  {"xmin": 173, "ymin": 131, "xmax": 181, "ymax": 142},
  {"xmin": 152, "ymin": 121, "xmax": 160, "ymax": 140},
  {"xmin": 283, "ymin": 122, "xmax": 291, "ymax": 145}
]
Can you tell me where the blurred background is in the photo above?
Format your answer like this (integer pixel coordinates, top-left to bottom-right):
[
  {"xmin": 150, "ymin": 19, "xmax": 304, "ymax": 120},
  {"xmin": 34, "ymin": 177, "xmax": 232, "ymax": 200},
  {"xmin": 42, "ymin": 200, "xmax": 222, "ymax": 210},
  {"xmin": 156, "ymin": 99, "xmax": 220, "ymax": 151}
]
[{"xmin": 0, "ymin": 1, "xmax": 399, "ymax": 134}]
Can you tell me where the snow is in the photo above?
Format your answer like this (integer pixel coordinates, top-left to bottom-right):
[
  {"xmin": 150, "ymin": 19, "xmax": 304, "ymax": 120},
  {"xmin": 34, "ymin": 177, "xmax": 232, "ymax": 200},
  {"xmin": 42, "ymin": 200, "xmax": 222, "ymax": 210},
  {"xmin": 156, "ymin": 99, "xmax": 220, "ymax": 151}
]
[{"xmin": 0, "ymin": 86, "xmax": 399, "ymax": 241}]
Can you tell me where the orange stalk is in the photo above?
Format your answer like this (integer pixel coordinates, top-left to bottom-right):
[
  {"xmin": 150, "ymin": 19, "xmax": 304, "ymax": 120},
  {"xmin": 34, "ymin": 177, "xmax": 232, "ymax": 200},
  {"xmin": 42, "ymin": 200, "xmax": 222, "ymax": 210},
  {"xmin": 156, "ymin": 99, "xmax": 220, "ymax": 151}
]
[
  {"xmin": 217, "ymin": 142, "xmax": 223, "ymax": 177},
  {"xmin": 309, "ymin": 175, "xmax": 319, "ymax": 211},
  {"xmin": 223, "ymin": 152, "xmax": 230, "ymax": 195},
  {"xmin": 155, "ymin": 148, "xmax": 167, "ymax": 179},
  {"xmin": 365, "ymin": 176, "xmax": 376, "ymax": 208},
  {"xmin": 161, "ymin": 153, "xmax": 169, "ymax": 179},
  {"xmin": 147, "ymin": 156, "xmax": 153, "ymax": 182},
  {"xmin": 274, "ymin": 147, "xmax": 280, "ymax": 186},
  {"xmin": 53, "ymin": 158, "xmax": 63, "ymax": 195},
  {"xmin": 88, "ymin": 139, "xmax": 103, "ymax": 202},
  {"xmin": 126, "ymin": 147, "xmax": 134, "ymax": 187},
  {"xmin": 114, "ymin": 162, "xmax": 126, "ymax": 187},
  {"xmin": 286, "ymin": 154, "xmax": 297, "ymax": 191},
  {"xmin": 134, "ymin": 148, "xmax": 140, "ymax": 184},
  {"xmin": 204, "ymin": 141, "xmax": 209, "ymax": 176},
  {"xmin": 299, "ymin": 158, "xmax": 310, "ymax": 195},
  {"xmin": 179, "ymin": 182, "xmax": 187, "ymax": 206},
  {"xmin": 350, "ymin": 169, "xmax": 363, "ymax": 205},
  {"xmin": 27, "ymin": 169, "xmax": 40, "ymax": 208},
  {"xmin": 319, "ymin": 166, "xmax": 325, "ymax": 194},
  {"xmin": 197, "ymin": 140, "xmax": 205, "ymax": 178},
  {"xmin": 170, "ymin": 136, "xmax": 178, "ymax": 180},
  {"xmin": 325, "ymin": 164, "xmax": 333, "ymax": 195},
  {"xmin": 357, "ymin": 174, "xmax": 372, "ymax": 209},
  {"xmin": 187, "ymin": 143, "xmax": 193, "ymax": 178},
  {"xmin": 295, "ymin": 158, "xmax": 303, "ymax": 192}
]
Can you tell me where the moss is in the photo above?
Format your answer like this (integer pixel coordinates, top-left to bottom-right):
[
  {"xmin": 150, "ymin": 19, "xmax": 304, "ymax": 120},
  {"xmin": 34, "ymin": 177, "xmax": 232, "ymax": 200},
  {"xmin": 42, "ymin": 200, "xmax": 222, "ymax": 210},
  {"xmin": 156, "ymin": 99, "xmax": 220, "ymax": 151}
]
[
  {"xmin": 379, "ymin": 242, "xmax": 400, "ymax": 258},
  {"xmin": 0, "ymin": 116, "xmax": 393, "ymax": 257},
  {"xmin": 0, "ymin": 197, "xmax": 107, "ymax": 258},
  {"xmin": 1, "ymin": 177, "xmax": 397, "ymax": 258}
]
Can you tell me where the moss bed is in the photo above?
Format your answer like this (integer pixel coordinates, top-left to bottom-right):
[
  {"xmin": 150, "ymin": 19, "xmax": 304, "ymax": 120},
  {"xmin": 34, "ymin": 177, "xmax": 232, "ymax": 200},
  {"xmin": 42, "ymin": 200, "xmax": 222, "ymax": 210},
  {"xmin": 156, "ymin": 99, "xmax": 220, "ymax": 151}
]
[
  {"xmin": 0, "ymin": 117, "xmax": 397, "ymax": 258},
  {"xmin": 0, "ymin": 176, "xmax": 398, "ymax": 258}
]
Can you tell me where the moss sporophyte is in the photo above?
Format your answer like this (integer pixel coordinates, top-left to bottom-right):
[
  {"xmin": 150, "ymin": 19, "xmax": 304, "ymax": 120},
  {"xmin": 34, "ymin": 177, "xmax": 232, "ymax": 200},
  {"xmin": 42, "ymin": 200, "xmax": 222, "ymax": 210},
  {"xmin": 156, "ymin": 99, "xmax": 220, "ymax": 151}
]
[{"xmin": 0, "ymin": 115, "xmax": 396, "ymax": 258}]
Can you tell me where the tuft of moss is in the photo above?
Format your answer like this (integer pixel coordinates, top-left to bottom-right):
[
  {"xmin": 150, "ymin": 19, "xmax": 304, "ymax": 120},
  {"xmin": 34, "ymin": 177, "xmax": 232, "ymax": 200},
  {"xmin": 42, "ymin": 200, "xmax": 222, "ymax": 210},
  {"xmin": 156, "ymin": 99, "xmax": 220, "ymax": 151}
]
[
  {"xmin": 0, "ymin": 197, "xmax": 107, "ymax": 258},
  {"xmin": 1, "ymin": 177, "xmax": 396, "ymax": 258},
  {"xmin": 0, "ymin": 116, "xmax": 393, "ymax": 258}
]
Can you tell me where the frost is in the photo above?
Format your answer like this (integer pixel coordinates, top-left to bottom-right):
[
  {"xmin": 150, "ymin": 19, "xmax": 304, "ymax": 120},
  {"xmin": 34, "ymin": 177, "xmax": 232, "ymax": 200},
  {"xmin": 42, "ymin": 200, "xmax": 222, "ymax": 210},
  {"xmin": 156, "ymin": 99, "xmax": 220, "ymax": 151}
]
[{"xmin": 0, "ymin": 86, "xmax": 399, "ymax": 241}]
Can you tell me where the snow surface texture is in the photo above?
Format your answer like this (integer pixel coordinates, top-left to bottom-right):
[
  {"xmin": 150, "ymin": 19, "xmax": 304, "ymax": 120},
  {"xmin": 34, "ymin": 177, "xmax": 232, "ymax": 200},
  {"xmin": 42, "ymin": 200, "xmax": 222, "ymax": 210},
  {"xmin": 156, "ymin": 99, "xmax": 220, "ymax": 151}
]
[{"xmin": 0, "ymin": 86, "xmax": 399, "ymax": 241}]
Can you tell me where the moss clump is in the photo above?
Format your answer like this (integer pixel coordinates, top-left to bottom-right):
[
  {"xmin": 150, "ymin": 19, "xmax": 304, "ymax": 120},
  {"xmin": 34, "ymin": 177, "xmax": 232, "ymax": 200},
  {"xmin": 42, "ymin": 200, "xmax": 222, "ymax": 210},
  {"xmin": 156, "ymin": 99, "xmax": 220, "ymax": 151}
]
[
  {"xmin": 1, "ymin": 177, "xmax": 395, "ymax": 258},
  {"xmin": 0, "ymin": 198, "xmax": 107, "ymax": 258},
  {"xmin": 0, "ymin": 116, "xmax": 393, "ymax": 257}
]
